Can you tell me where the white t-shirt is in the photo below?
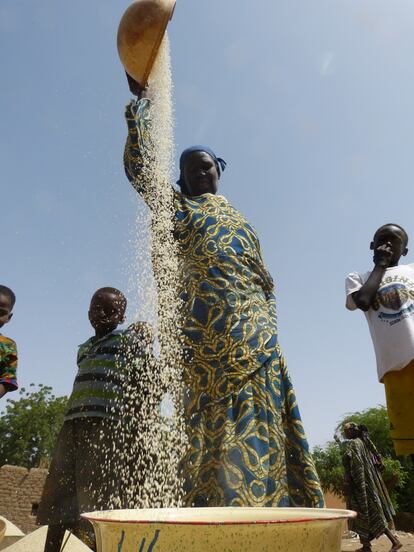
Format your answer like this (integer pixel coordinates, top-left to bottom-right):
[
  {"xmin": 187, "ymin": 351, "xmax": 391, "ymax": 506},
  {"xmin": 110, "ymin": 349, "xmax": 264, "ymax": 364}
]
[{"xmin": 345, "ymin": 263, "xmax": 414, "ymax": 381}]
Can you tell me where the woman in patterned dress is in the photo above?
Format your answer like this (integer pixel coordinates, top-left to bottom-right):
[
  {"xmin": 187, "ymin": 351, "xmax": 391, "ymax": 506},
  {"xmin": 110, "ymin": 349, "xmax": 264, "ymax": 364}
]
[
  {"xmin": 123, "ymin": 77, "xmax": 324, "ymax": 509},
  {"xmin": 342, "ymin": 422, "xmax": 402, "ymax": 551}
]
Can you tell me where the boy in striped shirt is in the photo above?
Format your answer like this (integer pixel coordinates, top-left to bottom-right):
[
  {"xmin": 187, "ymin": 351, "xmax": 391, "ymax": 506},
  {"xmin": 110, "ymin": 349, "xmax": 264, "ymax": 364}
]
[
  {"xmin": 38, "ymin": 287, "xmax": 156, "ymax": 551},
  {"xmin": 0, "ymin": 285, "xmax": 18, "ymax": 398}
]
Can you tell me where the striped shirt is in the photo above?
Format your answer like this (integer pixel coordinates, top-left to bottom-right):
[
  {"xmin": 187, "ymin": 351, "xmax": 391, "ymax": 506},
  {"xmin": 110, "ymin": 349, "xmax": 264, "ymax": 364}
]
[
  {"xmin": 0, "ymin": 334, "xmax": 18, "ymax": 391},
  {"xmin": 64, "ymin": 327, "xmax": 149, "ymax": 422}
]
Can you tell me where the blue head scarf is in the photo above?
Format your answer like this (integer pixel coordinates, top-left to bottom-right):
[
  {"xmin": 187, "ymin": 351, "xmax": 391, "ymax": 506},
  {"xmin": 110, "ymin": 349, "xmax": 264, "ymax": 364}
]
[{"xmin": 177, "ymin": 145, "xmax": 227, "ymax": 194}]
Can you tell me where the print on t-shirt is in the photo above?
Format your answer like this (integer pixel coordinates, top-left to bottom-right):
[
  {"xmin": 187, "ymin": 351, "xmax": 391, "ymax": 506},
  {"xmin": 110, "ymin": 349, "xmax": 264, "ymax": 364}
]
[{"xmin": 373, "ymin": 275, "xmax": 414, "ymax": 326}]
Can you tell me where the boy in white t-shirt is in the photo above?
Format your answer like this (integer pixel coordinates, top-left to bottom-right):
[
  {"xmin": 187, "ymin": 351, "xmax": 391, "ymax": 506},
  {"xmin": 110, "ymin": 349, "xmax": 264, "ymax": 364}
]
[{"xmin": 345, "ymin": 223, "xmax": 414, "ymax": 457}]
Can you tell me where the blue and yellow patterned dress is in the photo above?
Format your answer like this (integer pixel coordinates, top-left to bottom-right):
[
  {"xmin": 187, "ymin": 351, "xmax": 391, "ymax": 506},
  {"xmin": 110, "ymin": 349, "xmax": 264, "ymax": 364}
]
[{"xmin": 124, "ymin": 98, "xmax": 324, "ymax": 508}]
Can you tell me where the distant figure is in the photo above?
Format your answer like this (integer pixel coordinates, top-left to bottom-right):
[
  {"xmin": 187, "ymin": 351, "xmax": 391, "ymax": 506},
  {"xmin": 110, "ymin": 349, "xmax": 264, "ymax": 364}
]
[
  {"xmin": 0, "ymin": 284, "xmax": 18, "ymax": 398},
  {"xmin": 342, "ymin": 422, "xmax": 402, "ymax": 552},
  {"xmin": 345, "ymin": 224, "xmax": 414, "ymax": 457},
  {"xmin": 123, "ymin": 75, "xmax": 325, "ymax": 508},
  {"xmin": 37, "ymin": 287, "xmax": 156, "ymax": 552}
]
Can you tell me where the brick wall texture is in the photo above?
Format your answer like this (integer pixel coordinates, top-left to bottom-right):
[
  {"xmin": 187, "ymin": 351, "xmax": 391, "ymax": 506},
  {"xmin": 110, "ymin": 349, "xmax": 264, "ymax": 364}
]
[{"xmin": 0, "ymin": 465, "xmax": 47, "ymax": 534}]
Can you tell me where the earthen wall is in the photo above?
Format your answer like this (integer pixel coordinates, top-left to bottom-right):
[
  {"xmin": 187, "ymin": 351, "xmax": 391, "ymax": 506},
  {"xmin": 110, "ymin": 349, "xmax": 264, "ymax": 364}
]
[{"xmin": 0, "ymin": 464, "xmax": 47, "ymax": 534}]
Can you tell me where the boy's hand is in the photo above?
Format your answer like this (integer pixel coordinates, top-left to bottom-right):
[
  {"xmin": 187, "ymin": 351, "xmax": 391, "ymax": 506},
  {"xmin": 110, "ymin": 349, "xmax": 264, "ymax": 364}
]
[
  {"xmin": 373, "ymin": 243, "xmax": 393, "ymax": 268},
  {"xmin": 126, "ymin": 72, "xmax": 148, "ymax": 99}
]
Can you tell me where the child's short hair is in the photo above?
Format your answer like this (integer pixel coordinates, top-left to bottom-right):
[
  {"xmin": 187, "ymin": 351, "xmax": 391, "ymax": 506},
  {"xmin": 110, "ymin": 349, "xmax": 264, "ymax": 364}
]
[
  {"xmin": 93, "ymin": 287, "xmax": 127, "ymax": 313},
  {"xmin": 0, "ymin": 285, "xmax": 16, "ymax": 307},
  {"xmin": 374, "ymin": 224, "xmax": 409, "ymax": 247}
]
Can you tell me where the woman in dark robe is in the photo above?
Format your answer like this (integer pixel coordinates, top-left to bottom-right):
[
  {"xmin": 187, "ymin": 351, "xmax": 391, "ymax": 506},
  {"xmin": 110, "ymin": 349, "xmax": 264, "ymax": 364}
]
[{"xmin": 342, "ymin": 422, "xmax": 402, "ymax": 552}]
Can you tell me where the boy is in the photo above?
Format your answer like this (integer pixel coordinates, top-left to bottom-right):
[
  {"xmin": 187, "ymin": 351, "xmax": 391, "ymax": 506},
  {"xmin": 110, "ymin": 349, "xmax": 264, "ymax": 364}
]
[
  {"xmin": 0, "ymin": 285, "xmax": 18, "ymax": 398},
  {"xmin": 345, "ymin": 224, "xmax": 414, "ymax": 457},
  {"xmin": 37, "ymin": 287, "xmax": 156, "ymax": 551}
]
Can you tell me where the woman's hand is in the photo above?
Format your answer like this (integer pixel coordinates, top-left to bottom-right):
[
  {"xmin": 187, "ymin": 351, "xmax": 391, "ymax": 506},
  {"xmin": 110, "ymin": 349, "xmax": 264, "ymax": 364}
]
[
  {"xmin": 343, "ymin": 476, "xmax": 351, "ymax": 495},
  {"xmin": 374, "ymin": 455, "xmax": 385, "ymax": 472},
  {"xmin": 126, "ymin": 72, "xmax": 148, "ymax": 99}
]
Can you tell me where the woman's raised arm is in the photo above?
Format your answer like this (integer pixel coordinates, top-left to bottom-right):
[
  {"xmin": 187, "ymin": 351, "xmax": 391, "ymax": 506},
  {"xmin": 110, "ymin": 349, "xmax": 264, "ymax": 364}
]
[{"xmin": 123, "ymin": 73, "xmax": 156, "ymax": 208}]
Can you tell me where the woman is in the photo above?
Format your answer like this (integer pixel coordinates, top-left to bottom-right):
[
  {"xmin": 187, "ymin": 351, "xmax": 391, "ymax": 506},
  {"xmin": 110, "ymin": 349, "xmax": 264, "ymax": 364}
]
[
  {"xmin": 124, "ymin": 76, "xmax": 324, "ymax": 508},
  {"xmin": 342, "ymin": 422, "xmax": 402, "ymax": 552}
]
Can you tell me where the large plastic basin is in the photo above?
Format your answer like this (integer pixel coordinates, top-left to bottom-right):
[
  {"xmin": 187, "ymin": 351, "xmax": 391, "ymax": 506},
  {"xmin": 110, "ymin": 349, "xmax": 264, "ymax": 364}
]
[{"xmin": 82, "ymin": 507, "xmax": 356, "ymax": 552}]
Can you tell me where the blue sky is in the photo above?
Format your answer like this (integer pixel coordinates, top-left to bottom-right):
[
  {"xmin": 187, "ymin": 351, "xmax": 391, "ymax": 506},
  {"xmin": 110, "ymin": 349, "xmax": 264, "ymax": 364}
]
[{"xmin": 1, "ymin": 0, "xmax": 414, "ymax": 446}]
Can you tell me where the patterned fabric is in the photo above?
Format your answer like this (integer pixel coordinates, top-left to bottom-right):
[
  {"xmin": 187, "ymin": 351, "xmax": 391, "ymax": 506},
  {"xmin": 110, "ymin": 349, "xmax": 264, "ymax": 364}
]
[
  {"xmin": 65, "ymin": 326, "xmax": 149, "ymax": 422},
  {"xmin": 124, "ymin": 98, "xmax": 325, "ymax": 508},
  {"xmin": 343, "ymin": 437, "xmax": 394, "ymax": 541},
  {"xmin": 0, "ymin": 334, "xmax": 18, "ymax": 391}
]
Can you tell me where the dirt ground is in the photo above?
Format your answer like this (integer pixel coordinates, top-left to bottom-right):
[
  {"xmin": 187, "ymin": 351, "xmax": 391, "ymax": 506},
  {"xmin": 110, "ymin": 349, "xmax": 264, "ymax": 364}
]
[{"xmin": 342, "ymin": 532, "xmax": 414, "ymax": 551}]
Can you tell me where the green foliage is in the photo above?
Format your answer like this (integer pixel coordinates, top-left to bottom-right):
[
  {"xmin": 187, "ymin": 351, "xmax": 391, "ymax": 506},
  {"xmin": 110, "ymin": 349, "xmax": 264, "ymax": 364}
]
[
  {"xmin": 381, "ymin": 457, "xmax": 409, "ymax": 506},
  {"xmin": 313, "ymin": 441, "xmax": 344, "ymax": 496},
  {"xmin": 0, "ymin": 384, "xmax": 68, "ymax": 469},
  {"xmin": 394, "ymin": 456, "xmax": 414, "ymax": 512},
  {"xmin": 337, "ymin": 406, "xmax": 393, "ymax": 457},
  {"xmin": 313, "ymin": 406, "xmax": 414, "ymax": 512}
]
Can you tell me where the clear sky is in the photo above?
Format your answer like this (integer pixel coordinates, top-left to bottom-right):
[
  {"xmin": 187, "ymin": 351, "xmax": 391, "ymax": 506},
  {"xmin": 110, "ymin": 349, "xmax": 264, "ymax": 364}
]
[{"xmin": 1, "ymin": 0, "xmax": 413, "ymax": 446}]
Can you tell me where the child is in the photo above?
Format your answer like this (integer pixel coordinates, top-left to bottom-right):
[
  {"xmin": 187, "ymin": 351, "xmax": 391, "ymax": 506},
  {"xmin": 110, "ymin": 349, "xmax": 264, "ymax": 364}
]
[
  {"xmin": 345, "ymin": 224, "xmax": 414, "ymax": 457},
  {"xmin": 37, "ymin": 287, "xmax": 156, "ymax": 551},
  {"xmin": 0, "ymin": 285, "xmax": 18, "ymax": 398}
]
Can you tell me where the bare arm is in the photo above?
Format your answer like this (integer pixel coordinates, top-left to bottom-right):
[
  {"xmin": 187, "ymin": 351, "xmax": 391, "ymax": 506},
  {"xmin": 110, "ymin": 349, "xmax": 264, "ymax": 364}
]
[{"xmin": 352, "ymin": 244, "xmax": 393, "ymax": 311}]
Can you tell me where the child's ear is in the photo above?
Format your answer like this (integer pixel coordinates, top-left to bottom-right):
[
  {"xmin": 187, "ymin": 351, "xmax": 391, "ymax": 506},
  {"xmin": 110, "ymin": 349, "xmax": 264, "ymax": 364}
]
[
  {"xmin": 370, "ymin": 241, "xmax": 374, "ymax": 250},
  {"xmin": 403, "ymin": 247, "xmax": 408, "ymax": 256},
  {"xmin": 7, "ymin": 313, "xmax": 13, "ymax": 322}
]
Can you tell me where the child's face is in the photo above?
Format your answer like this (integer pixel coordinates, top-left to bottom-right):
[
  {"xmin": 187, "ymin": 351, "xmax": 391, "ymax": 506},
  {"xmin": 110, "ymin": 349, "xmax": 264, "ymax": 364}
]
[
  {"xmin": 0, "ymin": 294, "xmax": 13, "ymax": 329},
  {"xmin": 88, "ymin": 291, "xmax": 125, "ymax": 335},
  {"xmin": 372, "ymin": 225, "xmax": 408, "ymax": 264}
]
